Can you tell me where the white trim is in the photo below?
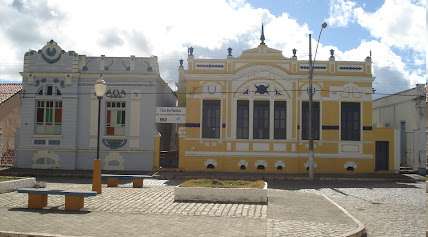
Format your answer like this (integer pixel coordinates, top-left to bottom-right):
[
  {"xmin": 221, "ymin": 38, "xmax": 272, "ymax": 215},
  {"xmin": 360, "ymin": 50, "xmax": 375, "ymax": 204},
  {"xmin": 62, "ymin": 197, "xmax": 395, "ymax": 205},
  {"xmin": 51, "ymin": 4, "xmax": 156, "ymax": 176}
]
[
  {"xmin": 184, "ymin": 151, "xmax": 373, "ymax": 159},
  {"xmin": 236, "ymin": 143, "xmax": 249, "ymax": 151},
  {"xmin": 252, "ymin": 143, "xmax": 269, "ymax": 151},
  {"xmin": 184, "ymin": 74, "xmax": 373, "ymax": 82}
]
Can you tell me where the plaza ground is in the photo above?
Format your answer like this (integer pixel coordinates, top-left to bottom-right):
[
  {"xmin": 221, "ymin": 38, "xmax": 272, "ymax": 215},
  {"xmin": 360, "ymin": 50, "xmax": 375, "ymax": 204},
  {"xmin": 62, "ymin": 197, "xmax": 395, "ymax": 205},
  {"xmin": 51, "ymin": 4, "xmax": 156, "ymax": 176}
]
[{"xmin": 0, "ymin": 177, "xmax": 424, "ymax": 236}]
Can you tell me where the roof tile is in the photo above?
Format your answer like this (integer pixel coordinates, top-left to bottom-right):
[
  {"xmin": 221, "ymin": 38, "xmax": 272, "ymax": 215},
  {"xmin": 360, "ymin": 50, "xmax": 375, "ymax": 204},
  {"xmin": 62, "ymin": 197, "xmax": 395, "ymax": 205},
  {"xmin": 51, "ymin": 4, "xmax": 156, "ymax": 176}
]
[{"xmin": 0, "ymin": 83, "xmax": 22, "ymax": 104}]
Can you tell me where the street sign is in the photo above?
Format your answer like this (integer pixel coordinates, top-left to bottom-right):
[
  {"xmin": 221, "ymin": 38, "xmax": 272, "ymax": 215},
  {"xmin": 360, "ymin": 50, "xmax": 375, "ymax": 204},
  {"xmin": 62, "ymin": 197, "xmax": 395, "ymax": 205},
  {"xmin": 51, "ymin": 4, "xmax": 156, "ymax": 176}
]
[{"xmin": 155, "ymin": 107, "xmax": 186, "ymax": 123}]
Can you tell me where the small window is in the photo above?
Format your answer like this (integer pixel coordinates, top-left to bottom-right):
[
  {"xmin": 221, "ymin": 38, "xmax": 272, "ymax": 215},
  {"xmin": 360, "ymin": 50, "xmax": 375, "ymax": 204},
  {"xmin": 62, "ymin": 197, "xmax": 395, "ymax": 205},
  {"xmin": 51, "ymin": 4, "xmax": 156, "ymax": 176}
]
[
  {"xmin": 253, "ymin": 101, "xmax": 270, "ymax": 139},
  {"xmin": 48, "ymin": 140, "xmax": 60, "ymax": 145},
  {"xmin": 106, "ymin": 101, "xmax": 126, "ymax": 136},
  {"xmin": 37, "ymin": 85, "xmax": 62, "ymax": 96},
  {"xmin": 206, "ymin": 164, "xmax": 215, "ymax": 169},
  {"xmin": 302, "ymin": 101, "xmax": 320, "ymax": 140},
  {"xmin": 47, "ymin": 86, "xmax": 53, "ymax": 95},
  {"xmin": 35, "ymin": 99, "xmax": 62, "ymax": 135},
  {"xmin": 257, "ymin": 165, "xmax": 266, "ymax": 170},
  {"xmin": 341, "ymin": 102, "xmax": 360, "ymax": 141},
  {"xmin": 276, "ymin": 165, "xmax": 283, "ymax": 170},
  {"xmin": 240, "ymin": 165, "xmax": 246, "ymax": 170},
  {"xmin": 274, "ymin": 101, "xmax": 287, "ymax": 139},
  {"xmin": 33, "ymin": 139, "xmax": 46, "ymax": 145},
  {"xmin": 346, "ymin": 166, "xmax": 355, "ymax": 172},
  {"xmin": 202, "ymin": 100, "xmax": 221, "ymax": 139},
  {"xmin": 236, "ymin": 100, "xmax": 249, "ymax": 139}
]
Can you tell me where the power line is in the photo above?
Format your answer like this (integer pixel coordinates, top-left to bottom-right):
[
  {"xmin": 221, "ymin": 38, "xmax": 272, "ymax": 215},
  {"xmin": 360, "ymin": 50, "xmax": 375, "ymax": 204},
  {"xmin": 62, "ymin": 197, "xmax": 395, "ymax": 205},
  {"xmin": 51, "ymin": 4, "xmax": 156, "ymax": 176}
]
[{"xmin": 1, "ymin": 88, "xmax": 424, "ymax": 97}]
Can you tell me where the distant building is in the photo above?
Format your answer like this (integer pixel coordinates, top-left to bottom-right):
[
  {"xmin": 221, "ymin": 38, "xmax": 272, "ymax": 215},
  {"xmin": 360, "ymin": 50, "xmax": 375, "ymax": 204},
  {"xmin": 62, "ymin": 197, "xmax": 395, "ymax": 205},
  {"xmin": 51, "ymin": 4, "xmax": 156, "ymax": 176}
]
[
  {"xmin": 373, "ymin": 84, "xmax": 426, "ymax": 174},
  {"xmin": 0, "ymin": 83, "xmax": 22, "ymax": 166},
  {"xmin": 177, "ymin": 28, "xmax": 397, "ymax": 174},
  {"xmin": 15, "ymin": 40, "xmax": 176, "ymax": 171}
]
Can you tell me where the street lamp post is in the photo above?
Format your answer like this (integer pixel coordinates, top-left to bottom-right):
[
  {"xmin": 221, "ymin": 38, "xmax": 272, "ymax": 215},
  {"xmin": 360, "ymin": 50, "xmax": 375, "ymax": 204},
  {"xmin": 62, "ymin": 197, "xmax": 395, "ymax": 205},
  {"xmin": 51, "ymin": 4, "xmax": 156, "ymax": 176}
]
[
  {"xmin": 92, "ymin": 74, "xmax": 107, "ymax": 193},
  {"xmin": 308, "ymin": 22, "xmax": 327, "ymax": 180}
]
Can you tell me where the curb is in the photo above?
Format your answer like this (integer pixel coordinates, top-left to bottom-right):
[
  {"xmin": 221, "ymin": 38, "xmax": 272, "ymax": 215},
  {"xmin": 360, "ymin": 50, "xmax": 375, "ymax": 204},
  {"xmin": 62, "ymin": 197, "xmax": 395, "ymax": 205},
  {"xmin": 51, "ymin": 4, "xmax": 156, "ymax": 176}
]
[
  {"xmin": 0, "ymin": 230, "xmax": 86, "ymax": 237},
  {"xmin": 320, "ymin": 193, "xmax": 367, "ymax": 237}
]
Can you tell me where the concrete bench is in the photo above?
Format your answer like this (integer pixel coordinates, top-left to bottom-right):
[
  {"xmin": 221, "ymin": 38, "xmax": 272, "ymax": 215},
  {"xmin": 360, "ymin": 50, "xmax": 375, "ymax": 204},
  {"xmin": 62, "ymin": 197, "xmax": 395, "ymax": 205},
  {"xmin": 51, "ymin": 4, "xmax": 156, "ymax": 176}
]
[
  {"xmin": 101, "ymin": 174, "xmax": 152, "ymax": 188},
  {"xmin": 17, "ymin": 188, "xmax": 97, "ymax": 211}
]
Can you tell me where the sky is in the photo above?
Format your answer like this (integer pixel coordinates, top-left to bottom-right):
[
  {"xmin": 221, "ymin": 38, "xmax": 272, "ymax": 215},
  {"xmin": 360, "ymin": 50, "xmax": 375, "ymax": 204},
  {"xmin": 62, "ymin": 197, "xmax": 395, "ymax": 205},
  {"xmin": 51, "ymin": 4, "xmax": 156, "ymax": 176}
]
[{"xmin": 0, "ymin": 0, "xmax": 425, "ymax": 95}]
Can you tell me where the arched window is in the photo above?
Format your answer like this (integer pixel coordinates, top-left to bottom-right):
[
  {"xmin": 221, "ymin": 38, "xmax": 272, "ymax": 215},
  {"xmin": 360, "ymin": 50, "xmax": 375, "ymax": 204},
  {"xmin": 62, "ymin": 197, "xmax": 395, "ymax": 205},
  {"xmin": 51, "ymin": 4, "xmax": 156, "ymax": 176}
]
[{"xmin": 37, "ymin": 85, "xmax": 62, "ymax": 96}]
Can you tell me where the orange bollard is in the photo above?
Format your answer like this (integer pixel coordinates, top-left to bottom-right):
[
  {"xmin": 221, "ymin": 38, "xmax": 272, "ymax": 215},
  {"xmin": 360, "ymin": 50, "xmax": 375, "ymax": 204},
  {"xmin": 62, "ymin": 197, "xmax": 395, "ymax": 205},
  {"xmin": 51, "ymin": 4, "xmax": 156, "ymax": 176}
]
[{"xmin": 92, "ymin": 159, "xmax": 102, "ymax": 194}]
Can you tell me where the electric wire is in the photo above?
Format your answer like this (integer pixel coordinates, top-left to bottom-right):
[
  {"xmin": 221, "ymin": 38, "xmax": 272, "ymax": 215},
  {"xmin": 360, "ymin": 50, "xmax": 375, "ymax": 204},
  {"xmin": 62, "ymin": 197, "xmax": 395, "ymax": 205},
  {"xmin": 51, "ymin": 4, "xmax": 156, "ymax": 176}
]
[{"xmin": 0, "ymin": 88, "xmax": 423, "ymax": 97}]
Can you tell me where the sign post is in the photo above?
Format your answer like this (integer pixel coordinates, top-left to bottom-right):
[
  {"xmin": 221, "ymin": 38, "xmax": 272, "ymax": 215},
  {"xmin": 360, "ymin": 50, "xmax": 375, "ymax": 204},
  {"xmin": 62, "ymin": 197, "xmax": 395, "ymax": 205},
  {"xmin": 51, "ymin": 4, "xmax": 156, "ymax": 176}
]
[{"xmin": 156, "ymin": 107, "xmax": 186, "ymax": 124}]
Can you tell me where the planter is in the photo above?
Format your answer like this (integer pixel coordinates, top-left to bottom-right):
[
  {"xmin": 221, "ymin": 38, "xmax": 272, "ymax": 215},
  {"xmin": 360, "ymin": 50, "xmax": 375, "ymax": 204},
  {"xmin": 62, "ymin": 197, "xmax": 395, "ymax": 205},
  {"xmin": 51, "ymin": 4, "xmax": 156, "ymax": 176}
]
[
  {"xmin": 0, "ymin": 177, "xmax": 36, "ymax": 193},
  {"xmin": 174, "ymin": 182, "xmax": 267, "ymax": 203}
]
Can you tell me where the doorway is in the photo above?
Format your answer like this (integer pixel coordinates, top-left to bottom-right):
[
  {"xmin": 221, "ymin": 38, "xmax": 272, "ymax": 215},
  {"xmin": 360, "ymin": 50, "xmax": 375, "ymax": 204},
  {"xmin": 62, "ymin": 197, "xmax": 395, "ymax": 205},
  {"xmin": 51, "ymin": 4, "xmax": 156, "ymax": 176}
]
[{"xmin": 375, "ymin": 141, "xmax": 389, "ymax": 171}]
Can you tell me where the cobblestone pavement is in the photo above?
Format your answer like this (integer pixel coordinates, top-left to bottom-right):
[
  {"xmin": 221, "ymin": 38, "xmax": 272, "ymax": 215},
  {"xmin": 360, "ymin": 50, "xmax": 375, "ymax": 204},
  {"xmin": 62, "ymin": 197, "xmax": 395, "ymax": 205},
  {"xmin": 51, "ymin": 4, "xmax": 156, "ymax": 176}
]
[
  {"xmin": 270, "ymin": 180, "xmax": 426, "ymax": 237},
  {"xmin": 266, "ymin": 189, "xmax": 357, "ymax": 237},
  {"xmin": 0, "ymin": 179, "xmax": 267, "ymax": 218},
  {"xmin": 0, "ymin": 178, "xmax": 359, "ymax": 237}
]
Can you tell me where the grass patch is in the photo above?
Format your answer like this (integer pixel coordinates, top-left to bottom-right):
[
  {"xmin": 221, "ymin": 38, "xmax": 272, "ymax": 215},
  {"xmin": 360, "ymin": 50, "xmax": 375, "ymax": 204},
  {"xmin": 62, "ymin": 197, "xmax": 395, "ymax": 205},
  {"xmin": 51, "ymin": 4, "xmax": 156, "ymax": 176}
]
[{"xmin": 180, "ymin": 179, "xmax": 265, "ymax": 188}]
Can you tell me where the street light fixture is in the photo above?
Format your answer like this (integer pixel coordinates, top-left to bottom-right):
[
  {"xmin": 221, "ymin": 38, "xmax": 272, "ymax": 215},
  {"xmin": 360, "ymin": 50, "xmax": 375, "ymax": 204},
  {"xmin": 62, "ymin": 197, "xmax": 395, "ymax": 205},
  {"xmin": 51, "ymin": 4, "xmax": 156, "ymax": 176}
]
[
  {"xmin": 92, "ymin": 74, "xmax": 107, "ymax": 193},
  {"xmin": 308, "ymin": 22, "xmax": 327, "ymax": 180}
]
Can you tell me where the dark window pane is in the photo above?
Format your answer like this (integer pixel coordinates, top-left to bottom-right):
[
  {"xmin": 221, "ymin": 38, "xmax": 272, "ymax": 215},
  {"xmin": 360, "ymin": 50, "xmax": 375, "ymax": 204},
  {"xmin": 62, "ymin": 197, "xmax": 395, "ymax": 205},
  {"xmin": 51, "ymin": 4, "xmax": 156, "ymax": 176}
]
[
  {"xmin": 55, "ymin": 107, "xmax": 62, "ymax": 123},
  {"xmin": 236, "ymin": 100, "xmax": 249, "ymax": 139},
  {"xmin": 202, "ymin": 100, "xmax": 220, "ymax": 138},
  {"xmin": 341, "ymin": 102, "xmax": 360, "ymax": 141},
  {"xmin": 274, "ymin": 101, "xmax": 287, "ymax": 139},
  {"xmin": 302, "ymin": 101, "xmax": 320, "ymax": 140},
  {"xmin": 36, "ymin": 108, "xmax": 44, "ymax": 123},
  {"xmin": 253, "ymin": 101, "xmax": 269, "ymax": 139},
  {"xmin": 47, "ymin": 86, "xmax": 53, "ymax": 95}
]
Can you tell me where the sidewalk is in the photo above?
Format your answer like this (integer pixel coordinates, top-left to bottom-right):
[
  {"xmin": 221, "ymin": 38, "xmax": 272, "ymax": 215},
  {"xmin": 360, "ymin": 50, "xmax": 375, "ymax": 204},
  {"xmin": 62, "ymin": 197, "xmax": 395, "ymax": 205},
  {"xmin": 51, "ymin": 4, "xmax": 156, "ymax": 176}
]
[{"xmin": 0, "ymin": 179, "xmax": 363, "ymax": 237}]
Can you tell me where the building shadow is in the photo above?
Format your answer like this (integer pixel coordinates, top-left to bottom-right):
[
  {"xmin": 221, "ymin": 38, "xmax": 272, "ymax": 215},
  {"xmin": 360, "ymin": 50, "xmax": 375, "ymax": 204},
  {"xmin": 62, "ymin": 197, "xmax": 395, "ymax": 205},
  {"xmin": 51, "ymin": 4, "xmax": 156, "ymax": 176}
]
[
  {"xmin": 8, "ymin": 206, "xmax": 91, "ymax": 215},
  {"xmin": 267, "ymin": 179, "xmax": 423, "ymax": 190}
]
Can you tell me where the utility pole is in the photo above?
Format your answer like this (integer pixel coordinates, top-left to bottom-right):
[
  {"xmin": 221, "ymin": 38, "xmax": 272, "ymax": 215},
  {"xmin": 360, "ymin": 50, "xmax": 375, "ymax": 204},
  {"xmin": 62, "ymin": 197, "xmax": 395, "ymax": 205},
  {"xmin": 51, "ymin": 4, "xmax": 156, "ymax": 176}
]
[
  {"xmin": 308, "ymin": 33, "xmax": 314, "ymax": 180},
  {"xmin": 308, "ymin": 23, "xmax": 327, "ymax": 180}
]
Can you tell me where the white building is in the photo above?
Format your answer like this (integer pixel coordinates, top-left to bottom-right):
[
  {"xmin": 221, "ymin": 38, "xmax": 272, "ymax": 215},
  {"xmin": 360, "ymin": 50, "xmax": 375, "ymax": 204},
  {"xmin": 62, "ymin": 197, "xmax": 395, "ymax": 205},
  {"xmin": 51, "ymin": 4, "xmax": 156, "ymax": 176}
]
[
  {"xmin": 373, "ymin": 84, "xmax": 426, "ymax": 174},
  {"xmin": 15, "ymin": 40, "xmax": 176, "ymax": 171}
]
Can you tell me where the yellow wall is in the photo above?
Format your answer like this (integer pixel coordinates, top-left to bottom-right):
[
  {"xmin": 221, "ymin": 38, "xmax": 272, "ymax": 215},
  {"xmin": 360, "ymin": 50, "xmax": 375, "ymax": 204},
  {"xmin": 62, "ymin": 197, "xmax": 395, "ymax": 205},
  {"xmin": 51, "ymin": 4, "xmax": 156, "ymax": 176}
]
[{"xmin": 177, "ymin": 44, "xmax": 395, "ymax": 174}]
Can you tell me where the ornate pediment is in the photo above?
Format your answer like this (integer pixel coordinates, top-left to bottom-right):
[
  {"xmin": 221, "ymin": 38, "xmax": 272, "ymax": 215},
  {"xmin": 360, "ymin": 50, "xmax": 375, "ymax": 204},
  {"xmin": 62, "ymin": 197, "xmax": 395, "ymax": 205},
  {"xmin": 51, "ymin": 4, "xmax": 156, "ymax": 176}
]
[
  {"xmin": 39, "ymin": 40, "xmax": 65, "ymax": 64},
  {"xmin": 239, "ymin": 44, "xmax": 286, "ymax": 60}
]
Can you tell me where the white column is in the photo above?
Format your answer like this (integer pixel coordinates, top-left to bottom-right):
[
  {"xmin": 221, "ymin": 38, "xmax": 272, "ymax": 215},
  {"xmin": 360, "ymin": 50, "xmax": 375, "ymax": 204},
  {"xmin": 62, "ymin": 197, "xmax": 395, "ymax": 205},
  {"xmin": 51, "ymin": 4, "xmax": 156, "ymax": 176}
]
[
  {"xmin": 231, "ymin": 100, "xmax": 236, "ymax": 139},
  {"xmin": 129, "ymin": 95, "xmax": 141, "ymax": 148},
  {"xmin": 89, "ymin": 96, "xmax": 97, "ymax": 147}
]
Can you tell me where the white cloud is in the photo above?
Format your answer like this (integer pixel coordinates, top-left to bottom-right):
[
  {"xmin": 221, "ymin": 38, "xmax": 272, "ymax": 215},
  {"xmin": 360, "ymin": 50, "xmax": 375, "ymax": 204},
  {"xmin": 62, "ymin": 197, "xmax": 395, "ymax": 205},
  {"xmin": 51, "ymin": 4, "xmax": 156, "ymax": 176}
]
[
  {"xmin": 355, "ymin": 0, "xmax": 425, "ymax": 53},
  {"xmin": 324, "ymin": 0, "xmax": 426, "ymax": 89},
  {"xmin": 0, "ymin": 0, "xmax": 424, "ymax": 92},
  {"xmin": 338, "ymin": 40, "xmax": 419, "ymax": 92},
  {"xmin": 326, "ymin": 0, "xmax": 358, "ymax": 27}
]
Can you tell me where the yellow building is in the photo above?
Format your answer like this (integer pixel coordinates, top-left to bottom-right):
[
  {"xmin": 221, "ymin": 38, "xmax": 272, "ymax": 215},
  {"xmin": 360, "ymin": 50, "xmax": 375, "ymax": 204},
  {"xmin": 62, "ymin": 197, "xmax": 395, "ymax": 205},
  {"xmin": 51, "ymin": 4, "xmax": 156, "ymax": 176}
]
[{"xmin": 177, "ymin": 30, "xmax": 396, "ymax": 174}]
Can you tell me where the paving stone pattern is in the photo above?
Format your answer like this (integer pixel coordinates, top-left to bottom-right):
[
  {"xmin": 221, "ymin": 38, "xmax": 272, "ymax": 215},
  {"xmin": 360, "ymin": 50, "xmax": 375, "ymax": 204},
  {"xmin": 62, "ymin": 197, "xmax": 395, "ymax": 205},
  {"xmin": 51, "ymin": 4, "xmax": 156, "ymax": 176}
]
[
  {"xmin": 0, "ymin": 178, "xmax": 361, "ymax": 237},
  {"xmin": 317, "ymin": 182, "xmax": 426, "ymax": 237},
  {"xmin": 270, "ymin": 180, "xmax": 426, "ymax": 237},
  {"xmin": 0, "ymin": 180, "xmax": 267, "ymax": 218}
]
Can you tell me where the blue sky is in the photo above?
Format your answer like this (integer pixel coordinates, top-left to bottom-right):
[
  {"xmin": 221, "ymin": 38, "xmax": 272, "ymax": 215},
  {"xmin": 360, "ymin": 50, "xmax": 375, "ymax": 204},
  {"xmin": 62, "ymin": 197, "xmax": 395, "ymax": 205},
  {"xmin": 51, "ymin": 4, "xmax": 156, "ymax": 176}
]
[
  {"xmin": 0, "ymin": 0, "xmax": 425, "ymax": 95},
  {"xmin": 249, "ymin": 0, "xmax": 382, "ymax": 51}
]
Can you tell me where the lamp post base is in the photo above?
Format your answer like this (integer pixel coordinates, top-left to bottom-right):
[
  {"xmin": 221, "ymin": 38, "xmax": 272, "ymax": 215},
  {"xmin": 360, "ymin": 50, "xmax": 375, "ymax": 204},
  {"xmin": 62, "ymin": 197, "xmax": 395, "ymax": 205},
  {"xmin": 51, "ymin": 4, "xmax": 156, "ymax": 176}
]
[{"xmin": 92, "ymin": 159, "xmax": 102, "ymax": 194}]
